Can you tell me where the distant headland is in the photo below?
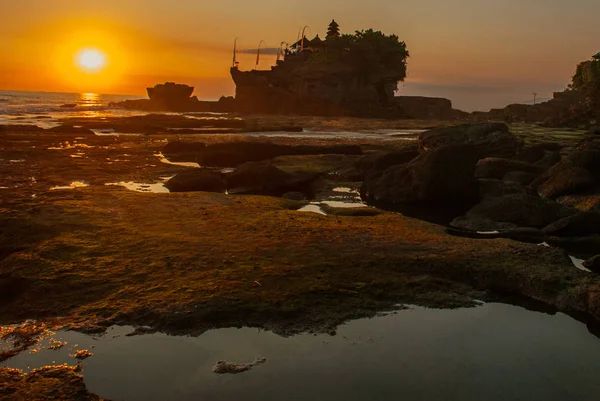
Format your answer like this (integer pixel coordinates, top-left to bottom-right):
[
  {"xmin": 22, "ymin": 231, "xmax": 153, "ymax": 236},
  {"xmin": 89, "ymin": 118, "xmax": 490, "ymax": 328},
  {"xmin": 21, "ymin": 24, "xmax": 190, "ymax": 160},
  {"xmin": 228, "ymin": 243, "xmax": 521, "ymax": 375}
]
[{"xmin": 111, "ymin": 21, "xmax": 600, "ymax": 128}]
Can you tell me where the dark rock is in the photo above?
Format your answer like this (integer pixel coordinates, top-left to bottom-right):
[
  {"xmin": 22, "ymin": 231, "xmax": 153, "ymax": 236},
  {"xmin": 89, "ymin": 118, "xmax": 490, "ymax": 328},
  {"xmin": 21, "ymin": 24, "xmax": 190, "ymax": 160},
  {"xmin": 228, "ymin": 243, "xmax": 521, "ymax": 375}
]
[
  {"xmin": 478, "ymin": 178, "xmax": 534, "ymax": 199},
  {"xmin": 361, "ymin": 144, "xmax": 480, "ymax": 220},
  {"xmin": 474, "ymin": 158, "xmax": 544, "ymax": 180},
  {"xmin": 543, "ymin": 212, "xmax": 600, "ymax": 237},
  {"xmin": 418, "ymin": 123, "xmax": 519, "ymax": 158},
  {"xmin": 45, "ymin": 125, "xmax": 94, "ymax": 135},
  {"xmin": 546, "ymin": 236, "xmax": 600, "ymax": 254},
  {"xmin": 445, "ymin": 227, "xmax": 547, "ymax": 243},
  {"xmin": 534, "ymin": 151, "xmax": 562, "ymax": 169},
  {"xmin": 503, "ymin": 171, "xmax": 537, "ymax": 186},
  {"xmin": 533, "ymin": 149, "xmax": 600, "ymax": 198},
  {"xmin": 537, "ymin": 167, "xmax": 596, "ymax": 199},
  {"xmin": 516, "ymin": 142, "xmax": 562, "ymax": 163},
  {"xmin": 282, "ymin": 192, "xmax": 307, "ymax": 201},
  {"xmin": 0, "ymin": 274, "xmax": 29, "ymax": 304},
  {"xmin": 0, "ymin": 124, "xmax": 44, "ymax": 132},
  {"xmin": 335, "ymin": 146, "xmax": 419, "ymax": 181},
  {"xmin": 147, "ymin": 82, "xmax": 194, "ymax": 102},
  {"xmin": 451, "ymin": 215, "xmax": 518, "ymax": 231},
  {"xmin": 162, "ymin": 141, "xmax": 206, "ymax": 163},
  {"xmin": 586, "ymin": 127, "xmax": 600, "ymax": 136},
  {"xmin": 451, "ymin": 193, "xmax": 574, "ymax": 231},
  {"xmin": 355, "ymin": 147, "xmax": 419, "ymax": 174},
  {"xmin": 198, "ymin": 142, "xmax": 362, "ymax": 168},
  {"xmin": 226, "ymin": 162, "xmax": 317, "ymax": 197},
  {"xmin": 584, "ymin": 255, "xmax": 600, "ymax": 272},
  {"xmin": 393, "ymin": 96, "xmax": 467, "ymax": 120},
  {"xmin": 557, "ymin": 193, "xmax": 600, "ymax": 212},
  {"xmin": 165, "ymin": 170, "xmax": 225, "ymax": 193}
]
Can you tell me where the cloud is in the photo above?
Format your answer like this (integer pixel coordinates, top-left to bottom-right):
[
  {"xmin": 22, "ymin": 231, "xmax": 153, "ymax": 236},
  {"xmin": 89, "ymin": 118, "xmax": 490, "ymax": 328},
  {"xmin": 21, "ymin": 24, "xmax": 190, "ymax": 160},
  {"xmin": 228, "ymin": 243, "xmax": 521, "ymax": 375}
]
[{"xmin": 238, "ymin": 48, "xmax": 280, "ymax": 55}]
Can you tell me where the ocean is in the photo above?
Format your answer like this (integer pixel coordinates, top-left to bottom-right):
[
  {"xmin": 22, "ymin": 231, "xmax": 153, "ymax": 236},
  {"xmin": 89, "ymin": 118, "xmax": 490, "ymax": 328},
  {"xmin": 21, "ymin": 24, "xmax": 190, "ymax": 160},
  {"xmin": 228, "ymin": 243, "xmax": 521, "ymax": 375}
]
[{"xmin": 0, "ymin": 90, "xmax": 145, "ymax": 128}]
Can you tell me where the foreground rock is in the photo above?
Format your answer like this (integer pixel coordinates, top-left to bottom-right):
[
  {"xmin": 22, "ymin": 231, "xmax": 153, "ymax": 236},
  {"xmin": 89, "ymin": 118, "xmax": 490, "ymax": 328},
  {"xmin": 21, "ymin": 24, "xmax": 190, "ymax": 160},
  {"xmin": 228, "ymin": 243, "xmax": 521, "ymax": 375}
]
[
  {"xmin": 167, "ymin": 141, "xmax": 363, "ymax": 167},
  {"xmin": 451, "ymin": 192, "xmax": 574, "ymax": 231},
  {"xmin": 226, "ymin": 162, "xmax": 318, "ymax": 197},
  {"xmin": 543, "ymin": 212, "xmax": 600, "ymax": 237},
  {"xmin": 534, "ymin": 150, "xmax": 600, "ymax": 199},
  {"xmin": 585, "ymin": 255, "xmax": 600, "ymax": 273},
  {"xmin": 474, "ymin": 158, "xmax": 545, "ymax": 180},
  {"xmin": 0, "ymin": 366, "xmax": 105, "ymax": 400},
  {"xmin": 361, "ymin": 144, "xmax": 480, "ymax": 221},
  {"xmin": 165, "ymin": 170, "xmax": 225, "ymax": 193},
  {"xmin": 418, "ymin": 123, "xmax": 520, "ymax": 158}
]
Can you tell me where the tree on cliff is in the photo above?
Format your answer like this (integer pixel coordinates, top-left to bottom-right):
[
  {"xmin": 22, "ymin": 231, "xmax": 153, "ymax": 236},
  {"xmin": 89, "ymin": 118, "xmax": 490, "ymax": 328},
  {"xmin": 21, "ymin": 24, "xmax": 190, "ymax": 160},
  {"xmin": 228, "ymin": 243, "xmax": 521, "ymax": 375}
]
[
  {"xmin": 569, "ymin": 60, "xmax": 600, "ymax": 90},
  {"xmin": 324, "ymin": 29, "xmax": 409, "ymax": 83},
  {"xmin": 327, "ymin": 20, "xmax": 340, "ymax": 38}
]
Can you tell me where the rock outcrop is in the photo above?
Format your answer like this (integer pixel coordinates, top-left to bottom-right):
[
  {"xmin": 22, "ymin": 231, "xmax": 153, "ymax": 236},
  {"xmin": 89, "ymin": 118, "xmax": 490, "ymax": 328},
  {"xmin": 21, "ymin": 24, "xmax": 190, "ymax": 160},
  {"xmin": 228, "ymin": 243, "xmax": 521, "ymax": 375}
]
[
  {"xmin": 165, "ymin": 170, "xmax": 226, "ymax": 193},
  {"xmin": 361, "ymin": 144, "xmax": 480, "ymax": 220},
  {"xmin": 418, "ymin": 123, "xmax": 520, "ymax": 158},
  {"xmin": 475, "ymin": 59, "xmax": 600, "ymax": 128},
  {"xmin": 163, "ymin": 141, "xmax": 363, "ymax": 168},
  {"xmin": 225, "ymin": 162, "xmax": 318, "ymax": 197},
  {"xmin": 533, "ymin": 149, "xmax": 600, "ymax": 199}
]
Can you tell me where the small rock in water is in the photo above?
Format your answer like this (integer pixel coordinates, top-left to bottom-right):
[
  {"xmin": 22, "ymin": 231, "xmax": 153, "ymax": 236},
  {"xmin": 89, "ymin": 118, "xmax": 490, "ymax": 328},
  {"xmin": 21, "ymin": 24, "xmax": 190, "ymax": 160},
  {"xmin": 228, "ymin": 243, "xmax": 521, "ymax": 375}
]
[
  {"xmin": 213, "ymin": 357, "xmax": 267, "ymax": 374},
  {"xmin": 73, "ymin": 349, "xmax": 93, "ymax": 360}
]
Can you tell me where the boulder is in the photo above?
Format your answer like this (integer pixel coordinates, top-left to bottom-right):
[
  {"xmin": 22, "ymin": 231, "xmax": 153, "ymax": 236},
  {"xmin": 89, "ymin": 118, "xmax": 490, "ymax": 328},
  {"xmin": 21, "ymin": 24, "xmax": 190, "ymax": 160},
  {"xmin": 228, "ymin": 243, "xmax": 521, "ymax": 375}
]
[
  {"xmin": 225, "ymin": 162, "xmax": 318, "ymax": 197},
  {"xmin": 557, "ymin": 193, "xmax": 600, "ymax": 212},
  {"xmin": 451, "ymin": 193, "xmax": 574, "ymax": 231},
  {"xmin": 503, "ymin": 171, "xmax": 538, "ymax": 186},
  {"xmin": 516, "ymin": 142, "xmax": 562, "ymax": 163},
  {"xmin": 282, "ymin": 192, "xmax": 307, "ymax": 201},
  {"xmin": 356, "ymin": 147, "xmax": 419, "ymax": 173},
  {"xmin": 478, "ymin": 178, "xmax": 535, "ymax": 199},
  {"xmin": 534, "ymin": 150, "xmax": 600, "ymax": 199},
  {"xmin": 418, "ymin": 123, "xmax": 520, "ymax": 158},
  {"xmin": 535, "ymin": 151, "xmax": 562, "ymax": 169},
  {"xmin": 584, "ymin": 255, "xmax": 600, "ymax": 272},
  {"xmin": 361, "ymin": 144, "xmax": 480, "ymax": 213},
  {"xmin": 537, "ymin": 167, "xmax": 596, "ymax": 199},
  {"xmin": 543, "ymin": 212, "xmax": 600, "ymax": 237},
  {"xmin": 162, "ymin": 141, "xmax": 206, "ymax": 162},
  {"xmin": 165, "ymin": 170, "xmax": 225, "ymax": 193},
  {"xmin": 474, "ymin": 157, "xmax": 544, "ymax": 180}
]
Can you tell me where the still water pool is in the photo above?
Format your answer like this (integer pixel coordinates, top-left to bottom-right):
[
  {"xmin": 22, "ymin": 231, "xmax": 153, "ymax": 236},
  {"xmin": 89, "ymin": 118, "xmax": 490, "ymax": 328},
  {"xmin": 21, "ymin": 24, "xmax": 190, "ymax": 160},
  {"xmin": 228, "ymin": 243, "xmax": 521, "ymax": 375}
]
[{"xmin": 3, "ymin": 303, "xmax": 600, "ymax": 401}]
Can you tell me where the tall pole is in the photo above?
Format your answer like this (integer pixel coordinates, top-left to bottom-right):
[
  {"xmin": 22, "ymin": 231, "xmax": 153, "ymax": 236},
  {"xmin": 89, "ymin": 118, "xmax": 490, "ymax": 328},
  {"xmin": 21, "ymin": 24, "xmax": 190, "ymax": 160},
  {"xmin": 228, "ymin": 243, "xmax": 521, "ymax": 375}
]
[
  {"xmin": 533, "ymin": 92, "xmax": 538, "ymax": 105},
  {"xmin": 255, "ymin": 40, "xmax": 266, "ymax": 70},
  {"xmin": 301, "ymin": 26, "xmax": 310, "ymax": 51},
  {"xmin": 232, "ymin": 38, "xmax": 238, "ymax": 68}
]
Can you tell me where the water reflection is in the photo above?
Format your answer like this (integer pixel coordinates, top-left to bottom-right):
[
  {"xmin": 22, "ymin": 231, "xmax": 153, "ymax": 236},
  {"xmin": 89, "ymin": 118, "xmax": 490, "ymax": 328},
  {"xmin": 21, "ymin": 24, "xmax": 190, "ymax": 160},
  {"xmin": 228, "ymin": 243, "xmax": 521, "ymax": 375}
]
[
  {"xmin": 3, "ymin": 304, "xmax": 600, "ymax": 401},
  {"xmin": 49, "ymin": 181, "xmax": 89, "ymax": 190}
]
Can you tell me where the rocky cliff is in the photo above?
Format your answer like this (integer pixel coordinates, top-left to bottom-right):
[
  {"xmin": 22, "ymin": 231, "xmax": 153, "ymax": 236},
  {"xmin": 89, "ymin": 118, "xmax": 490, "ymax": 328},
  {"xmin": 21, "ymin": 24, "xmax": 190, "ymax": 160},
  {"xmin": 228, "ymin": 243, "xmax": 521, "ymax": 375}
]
[{"xmin": 475, "ymin": 59, "xmax": 600, "ymax": 128}]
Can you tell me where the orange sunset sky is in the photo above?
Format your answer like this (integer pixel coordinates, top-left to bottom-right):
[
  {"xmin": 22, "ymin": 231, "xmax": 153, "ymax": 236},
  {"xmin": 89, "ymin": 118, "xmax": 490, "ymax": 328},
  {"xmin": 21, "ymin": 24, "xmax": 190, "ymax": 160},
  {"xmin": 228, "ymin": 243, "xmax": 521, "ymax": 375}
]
[{"xmin": 1, "ymin": 0, "xmax": 600, "ymax": 111}]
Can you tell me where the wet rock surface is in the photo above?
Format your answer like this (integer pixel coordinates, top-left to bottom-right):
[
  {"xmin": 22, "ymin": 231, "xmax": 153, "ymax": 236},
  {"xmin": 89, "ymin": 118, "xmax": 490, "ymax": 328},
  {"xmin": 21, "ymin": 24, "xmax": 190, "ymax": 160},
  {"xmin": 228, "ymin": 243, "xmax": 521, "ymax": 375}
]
[{"xmin": 0, "ymin": 366, "xmax": 105, "ymax": 401}]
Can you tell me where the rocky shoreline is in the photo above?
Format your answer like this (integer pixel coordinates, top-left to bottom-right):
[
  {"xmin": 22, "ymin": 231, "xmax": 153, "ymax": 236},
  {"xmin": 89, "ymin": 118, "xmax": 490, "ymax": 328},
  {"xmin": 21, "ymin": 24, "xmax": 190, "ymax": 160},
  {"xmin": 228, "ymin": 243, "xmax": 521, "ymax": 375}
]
[{"xmin": 1, "ymin": 116, "xmax": 600, "ymax": 399}]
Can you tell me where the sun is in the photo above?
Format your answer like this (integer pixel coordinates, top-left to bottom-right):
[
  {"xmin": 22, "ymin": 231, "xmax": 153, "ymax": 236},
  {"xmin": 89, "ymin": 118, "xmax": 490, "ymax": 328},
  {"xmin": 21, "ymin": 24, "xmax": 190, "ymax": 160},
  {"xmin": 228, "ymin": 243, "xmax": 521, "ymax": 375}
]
[{"xmin": 75, "ymin": 48, "xmax": 107, "ymax": 72}]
